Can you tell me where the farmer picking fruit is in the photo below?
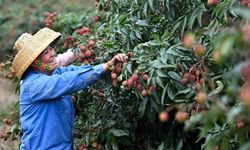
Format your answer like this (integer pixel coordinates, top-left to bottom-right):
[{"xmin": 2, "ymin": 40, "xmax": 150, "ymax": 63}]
[{"xmin": 11, "ymin": 27, "xmax": 128, "ymax": 150}]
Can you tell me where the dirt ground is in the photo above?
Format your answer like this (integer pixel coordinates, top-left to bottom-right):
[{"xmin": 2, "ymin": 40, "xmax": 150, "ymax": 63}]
[
  {"xmin": 0, "ymin": 75, "xmax": 19, "ymax": 150},
  {"xmin": 0, "ymin": 76, "xmax": 18, "ymax": 110}
]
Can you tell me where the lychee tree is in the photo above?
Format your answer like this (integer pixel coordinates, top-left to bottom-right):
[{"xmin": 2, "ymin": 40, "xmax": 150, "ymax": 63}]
[{"xmin": 3, "ymin": 0, "xmax": 250, "ymax": 150}]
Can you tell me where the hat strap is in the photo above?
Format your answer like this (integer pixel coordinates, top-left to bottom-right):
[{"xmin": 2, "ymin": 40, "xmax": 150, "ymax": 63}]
[{"xmin": 33, "ymin": 59, "xmax": 55, "ymax": 71}]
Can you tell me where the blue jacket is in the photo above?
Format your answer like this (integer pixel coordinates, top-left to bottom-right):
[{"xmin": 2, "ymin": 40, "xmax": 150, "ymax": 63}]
[{"xmin": 19, "ymin": 64, "xmax": 105, "ymax": 150}]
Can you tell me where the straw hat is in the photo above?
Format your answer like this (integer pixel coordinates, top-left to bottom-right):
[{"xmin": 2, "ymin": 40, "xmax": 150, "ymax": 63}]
[{"xmin": 12, "ymin": 28, "xmax": 61, "ymax": 79}]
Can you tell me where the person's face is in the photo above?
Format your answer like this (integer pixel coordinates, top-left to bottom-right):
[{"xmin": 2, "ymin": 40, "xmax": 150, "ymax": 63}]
[{"xmin": 37, "ymin": 45, "xmax": 57, "ymax": 66}]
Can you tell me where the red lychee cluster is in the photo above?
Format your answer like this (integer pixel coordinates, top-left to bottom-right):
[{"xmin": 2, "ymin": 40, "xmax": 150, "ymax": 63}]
[
  {"xmin": 242, "ymin": 25, "xmax": 250, "ymax": 43},
  {"xmin": 2, "ymin": 118, "xmax": 13, "ymax": 126},
  {"xmin": 121, "ymin": 72, "xmax": 156, "ymax": 97},
  {"xmin": 0, "ymin": 111, "xmax": 16, "ymax": 141},
  {"xmin": 107, "ymin": 53, "xmax": 129, "ymax": 87},
  {"xmin": 0, "ymin": 126, "xmax": 11, "ymax": 141},
  {"xmin": 110, "ymin": 61, "xmax": 127, "ymax": 87},
  {"xmin": 213, "ymin": 146, "xmax": 220, "ymax": 150},
  {"xmin": 78, "ymin": 134, "xmax": 102, "ymax": 149},
  {"xmin": 236, "ymin": 117, "xmax": 245, "ymax": 129},
  {"xmin": 213, "ymin": 50, "xmax": 223, "ymax": 64},
  {"xmin": 159, "ymin": 2, "xmax": 166, "ymax": 12},
  {"xmin": 78, "ymin": 144, "xmax": 88, "ymax": 150},
  {"xmin": 92, "ymin": 16, "xmax": 100, "ymax": 22},
  {"xmin": 75, "ymin": 27, "xmax": 91, "ymax": 36},
  {"xmin": 196, "ymin": 91, "xmax": 208, "ymax": 104},
  {"xmin": 64, "ymin": 36, "xmax": 74, "ymax": 48},
  {"xmin": 240, "ymin": 0, "xmax": 250, "ymax": 8},
  {"xmin": 207, "ymin": 0, "xmax": 220, "ymax": 5},
  {"xmin": 90, "ymin": 142, "xmax": 103, "ymax": 150},
  {"xmin": 182, "ymin": 33, "xmax": 206, "ymax": 59},
  {"xmin": 183, "ymin": 33, "xmax": 195, "ymax": 49},
  {"xmin": 4, "ymin": 71, "xmax": 14, "ymax": 79},
  {"xmin": 175, "ymin": 111, "xmax": 189, "ymax": 123},
  {"xmin": 95, "ymin": 0, "xmax": 99, "ymax": 7},
  {"xmin": 239, "ymin": 62, "xmax": 250, "ymax": 106},
  {"xmin": 193, "ymin": 44, "xmax": 206, "ymax": 58},
  {"xmin": 159, "ymin": 108, "xmax": 189, "ymax": 123},
  {"xmin": 107, "ymin": 52, "xmax": 156, "ymax": 97},
  {"xmin": 181, "ymin": 65, "xmax": 205, "ymax": 90},
  {"xmin": 78, "ymin": 40, "xmax": 97, "ymax": 64},
  {"xmin": 0, "ymin": 62, "xmax": 5, "ymax": 71},
  {"xmin": 159, "ymin": 111, "xmax": 169, "ymax": 122},
  {"xmin": 0, "ymin": 61, "xmax": 15, "ymax": 79},
  {"xmin": 239, "ymin": 81, "xmax": 250, "ymax": 105},
  {"xmin": 91, "ymin": 89, "xmax": 105, "ymax": 98},
  {"xmin": 241, "ymin": 63, "xmax": 250, "ymax": 81},
  {"xmin": 44, "ymin": 12, "xmax": 57, "ymax": 28}
]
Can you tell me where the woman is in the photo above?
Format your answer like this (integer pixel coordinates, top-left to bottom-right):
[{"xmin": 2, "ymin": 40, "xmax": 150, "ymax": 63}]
[{"xmin": 12, "ymin": 27, "xmax": 127, "ymax": 150}]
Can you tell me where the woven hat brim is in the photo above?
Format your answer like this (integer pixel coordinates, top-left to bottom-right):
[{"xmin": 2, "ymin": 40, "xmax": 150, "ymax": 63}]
[{"xmin": 12, "ymin": 32, "xmax": 61, "ymax": 79}]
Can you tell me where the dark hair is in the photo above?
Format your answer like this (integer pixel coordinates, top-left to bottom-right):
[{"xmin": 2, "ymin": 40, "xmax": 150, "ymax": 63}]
[
  {"xmin": 49, "ymin": 36, "xmax": 61, "ymax": 48},
  {"xmin": 21, "ymin": 66, "xmax": 31, "ymax": 80}
]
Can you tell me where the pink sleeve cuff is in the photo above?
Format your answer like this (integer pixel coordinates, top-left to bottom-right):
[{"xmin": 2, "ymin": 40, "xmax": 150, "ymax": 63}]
[{"xmin": 56, "ymin": 49, "xmax": 77, "ymax": 67}]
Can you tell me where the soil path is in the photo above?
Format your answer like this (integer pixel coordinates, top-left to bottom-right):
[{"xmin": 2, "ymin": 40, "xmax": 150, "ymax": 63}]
[{"xmin": 0, "ymin": 75, "xmax": 19, "ymax": 150}]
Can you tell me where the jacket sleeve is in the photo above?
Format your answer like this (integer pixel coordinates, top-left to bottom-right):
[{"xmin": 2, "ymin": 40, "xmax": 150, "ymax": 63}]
[
  {"xmin": 56, "ymin": 64, "xmax": 92, "ymax": 73},
  {"xmin": 28, "ymin": 64, "xmax": 105, "ymax": 102}
]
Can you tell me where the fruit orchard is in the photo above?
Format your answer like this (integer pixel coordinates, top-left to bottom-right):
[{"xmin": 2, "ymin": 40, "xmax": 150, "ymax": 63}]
[{"xmin": 1, "ymin": 0, "xmax": 250, "ymax": 150}]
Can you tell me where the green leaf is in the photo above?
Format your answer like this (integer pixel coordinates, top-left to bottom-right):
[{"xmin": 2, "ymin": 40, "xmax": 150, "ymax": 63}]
[
  {"xmin": 165, "ymin": 64, "xmax": 176, "ymax": 69},
  {"xmin": 119, "ymin": 28, "xmax": 128, "ymax": 35},
  {"xmin": 139, "ymin": 98, "xmax": 148, "ymax": 117},
  {"xmin": 184, "ymin": 114, "xmax": 203, "ymax": 131},
  {"xmin": 117, "ymin": 137, "xmax": 133, "ymax": 146},
  {"xmin": 177, "ymin": 140, "xmax": 183, "ymax": 150},
  {"xmin": 162, "ymin": 84, "xmax": 168, "ymax": 105},
  {"xmin": 150, "ymin": 97, "xmax": 162, "ymax": 113},
  {"xmin": 175, "ymin": 88, "xmax": 192, "ymax": 96},
  {"xmin": 151, "ymin": 60, "xmax": 166, "ymax": 69},
  {"xmin": 143, "ymin": 2, "xmax": 149, "ymax": 18},
  {"xmin": 135, "ymin": 0, "xmax": 139, "ymax": 5},
  {"xmin": 234, "ymin": 7, "xmax": 250, "ymax": 20},
  {"xmin": 156, "ymin": 76, "xmax": 165, "ymax": 88},
  {"xmin": 10, "ymin": 123, "xmax": 17, "ymax": 132},
  {"xmin": 85, "ymin": 132, "xmax": 90, "ymax": 145},
  {"xmin": 227, "ymin": 106, "xmax": 242, "ymax": 123},
  {"xmin": 110, "ymin": 134, "xmax": 119, "ymax": 150},
  {"xmin": 181, "ymin": 16, "xmax": 187, "ymax": 36},
  {"xmin": 130, "ymin": 31, "xmax": 136, "ymax": 40},
  {"xmin": 157, "ymin": 142, "xmax": 164, "ymax": 150},
  {"xmin": 118, "ymin": 14, "xmax": 129, "ymax": 24},
  {"xmin": 186, "ymin": 90, "xmax": 195, "ymax": 99},
  {"xmin": 135, "ymin": 30, "xmax": 142, "ymax": 40},
  {"xmin": 136, "ymin": 20, "xmax": 149, "ymax": 26},
  {"xmin": 196, "ymin": 5, "xmax": 205, "ymax": 25},
  {"xmin": 220, "ymin": 37, "xmax": 234, "ymax": 56},
  {"xmin": 104, "ymin": 120, "xmax": 116, "ymax": 128},
  {"xmin": 156, "ymin": 69, "xmax": 168, "ymax": 77},
  {"xmin": 221, "ymin": 137, "xmax": 229, "ymax": 150},
  {"xmin": 208, "ymin": 80, "xmax": 224, "ymax": 96},
  {"xmin": 168, "ymin": 71, "xmax": 181, "ymax": 81},
  {"xmin": 173, "ymin": 19, "xmax": 182, "ymax": 33},
  {"xmin": 126, "ymin": 63, "xmax": 132, "ymax": 74},
  {"xmin": 148, "ymin": 0, "xmax": 154, "ymax": 11},
  {"xmin": 167, "ymin": 83, "xmax": 175, "ymax": 100},
  {"xmin": 110, "ymin": 129, "xmax": 128, "ymax": 137},
  {"xmin": 151, "ymin": 76, "xmax": 156, "ymax": 86},
  {"xmin": 239, "ymin": 142, "xmax": 250, "ymax": 150},
  {"xmin": 148, "ymin": 40, "xmax": 160, "ymax": 46},
  {"xmin": 173, "ymin": 99, "xmax": 187, "ymax": 103}
]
